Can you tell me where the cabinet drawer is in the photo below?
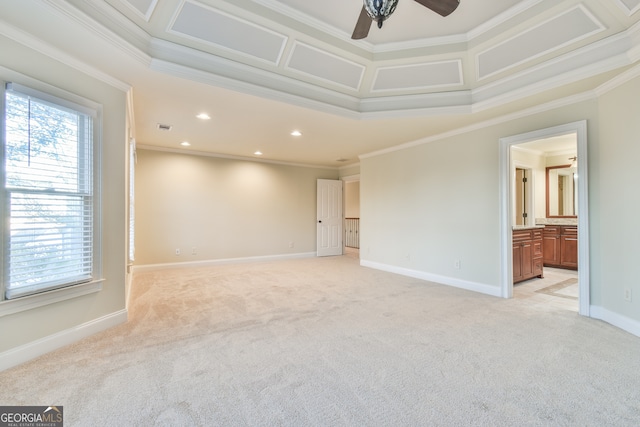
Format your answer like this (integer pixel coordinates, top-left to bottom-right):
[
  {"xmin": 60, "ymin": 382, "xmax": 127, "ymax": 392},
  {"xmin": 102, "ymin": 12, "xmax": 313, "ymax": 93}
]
[
  {"xmin": 512, "ymin": 230, "xmax": 532, "ymax": 242},
  {"xmin": 562, "ymin": 227, "xmax": 578, "ymax": 236},
  {"xmin": 544, "ymin": 226, "xmax": 561, "ymax": 236}
]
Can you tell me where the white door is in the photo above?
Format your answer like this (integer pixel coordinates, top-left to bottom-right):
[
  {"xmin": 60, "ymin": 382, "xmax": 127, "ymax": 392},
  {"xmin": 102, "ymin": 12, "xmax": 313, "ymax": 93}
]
[{"xmin": 317, "ymin": 179, "xmax": 343, "ymax": 256}]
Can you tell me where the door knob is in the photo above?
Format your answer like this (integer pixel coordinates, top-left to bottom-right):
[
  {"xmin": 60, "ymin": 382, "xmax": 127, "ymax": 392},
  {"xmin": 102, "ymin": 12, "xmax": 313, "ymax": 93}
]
[{"xmin": 318, "ymin": 220, "xmax": 322, "ymax": 223}]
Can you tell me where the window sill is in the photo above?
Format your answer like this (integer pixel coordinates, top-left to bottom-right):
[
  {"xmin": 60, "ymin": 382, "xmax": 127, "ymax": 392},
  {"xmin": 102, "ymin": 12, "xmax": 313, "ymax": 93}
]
[{"xmin": 0, "ymin": 280, "xmax": 104, "ymax": 318}]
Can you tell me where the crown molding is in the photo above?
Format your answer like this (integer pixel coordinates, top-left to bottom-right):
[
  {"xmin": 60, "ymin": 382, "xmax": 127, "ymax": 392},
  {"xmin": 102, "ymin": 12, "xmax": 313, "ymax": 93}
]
[
  {"xmin": 44, "ymin": 0, "xmax": 151, "ymax": 66},
  {"xmin": 0, "ymin": 20, "xmax": 131, "ymax": 92},
  {"xmin": 359, "ymin": 90, "xmax": 597, "ymax": 161},
  {"xmin": 136, "ymin": 144, "xmax": 340, "ymax": 170}
]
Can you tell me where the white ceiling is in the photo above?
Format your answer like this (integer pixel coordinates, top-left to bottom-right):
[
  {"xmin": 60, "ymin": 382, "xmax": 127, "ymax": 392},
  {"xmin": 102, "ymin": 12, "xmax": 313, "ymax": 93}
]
[{"xmin": 1, "ymin": 0, "xmax": 640, "ymax": 167}]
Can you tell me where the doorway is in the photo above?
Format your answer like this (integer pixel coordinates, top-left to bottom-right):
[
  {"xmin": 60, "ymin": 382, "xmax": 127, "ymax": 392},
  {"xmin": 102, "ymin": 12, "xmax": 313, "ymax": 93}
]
[
  {"xmin": 342, "ymin": 174, "xmax": 360, "ymax": 259},
  {"xmin": 499, "ymin": 121, "xmax": 590, "ymax": 316}
]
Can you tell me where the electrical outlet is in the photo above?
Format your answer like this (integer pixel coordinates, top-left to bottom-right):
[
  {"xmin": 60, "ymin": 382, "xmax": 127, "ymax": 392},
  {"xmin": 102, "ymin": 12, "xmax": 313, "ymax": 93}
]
[
  {"xmin": 454, "ymin": 259, "xmax": 461, "ymax": 269},
  {"xmin": 289, "ymin": 241, "xmax": 294, "ymax": 248},
  {"xmin": 624, "ymin": 288, "xmax": 632, "ymax": 302},
  {"xmin": 191, "ymin": 247, "xmax": 197, "ymax": 255},
  {"xmin": 175, "ymin": 248, "xmax": 181, "ymax": 256}
]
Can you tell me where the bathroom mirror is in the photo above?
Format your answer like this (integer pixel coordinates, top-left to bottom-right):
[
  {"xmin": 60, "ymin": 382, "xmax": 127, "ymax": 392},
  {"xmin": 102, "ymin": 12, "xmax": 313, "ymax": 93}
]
[{"xmin": 546, "ymin": 165, "xmax": 577, "ymax": 217}]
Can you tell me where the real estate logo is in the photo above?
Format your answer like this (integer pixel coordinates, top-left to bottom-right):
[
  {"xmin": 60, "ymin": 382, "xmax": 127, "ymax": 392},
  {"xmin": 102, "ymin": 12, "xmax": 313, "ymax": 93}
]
[{"xmin": 0, "ymin": 406, "xmax": 63, "ymax": 427}]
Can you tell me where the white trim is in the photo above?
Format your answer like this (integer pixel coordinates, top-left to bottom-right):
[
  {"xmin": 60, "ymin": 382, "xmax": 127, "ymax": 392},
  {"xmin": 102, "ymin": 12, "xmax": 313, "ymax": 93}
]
[
  {"xmin": 136, "ymin": 144, "xmax": 340, "ymax": 170},
  {"xmin": 0, "ymin": 309, "xmax": 127, "ymax": 372},
  {"xmin": 360, "ymin": 260, "xmax": 502, "ymax": 298},
  {"xmin": 615, "ymin": 0, "xmax": 640, "ymax": 16},
  {"xmin": 341, "ymin": 174, "xmax": 360, "ymax": 182},
  {"xmin": 590, "ymin": 306, "xmax": 640, "ymax": 338},
  {"xmin": 0, "ymin": 22, "xmax": 132, "ymax": 93},
  {"xmin": 0, "ymin": 281, "xmax": 104, "ymax": 318},
  {"xmin": 122, "ymin": 0, "xmax": 159, "ymax": 22},
  {"xmin": 42, "ymin": 0, "xmax": 151, "ymax": 68},
  {"xmin": 132, "ymin": 252, "xmax": 317, "ymax": 273},
  {"xmin": 360, "ymin": 91, "xmax": 595, "ymax": 161}
]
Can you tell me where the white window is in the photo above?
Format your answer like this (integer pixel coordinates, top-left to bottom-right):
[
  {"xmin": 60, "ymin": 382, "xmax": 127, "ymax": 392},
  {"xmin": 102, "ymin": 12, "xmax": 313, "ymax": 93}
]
[{"xmin": 2, "ymin": 82, "xmax": 99, "ymax": 300}]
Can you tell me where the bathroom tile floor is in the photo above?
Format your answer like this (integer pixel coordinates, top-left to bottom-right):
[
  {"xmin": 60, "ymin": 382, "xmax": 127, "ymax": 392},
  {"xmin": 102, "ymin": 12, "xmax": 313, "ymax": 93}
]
[{"xmin": 513, "ymin": 267, "xmax": 579, "ymax": 312}]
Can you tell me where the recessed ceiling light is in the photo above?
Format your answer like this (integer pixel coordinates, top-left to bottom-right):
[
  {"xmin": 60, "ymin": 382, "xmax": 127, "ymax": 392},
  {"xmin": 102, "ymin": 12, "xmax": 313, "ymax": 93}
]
[
  {"xmin": 180, "ymin": 141, "xmax": 191, "ymax": 147},
  {"xmin": 196, "ymin": 113, "xmax": 211, "ymax": 120},
  {"xmin": 290, "ymin": 130, "xmax": 302, "ymax": 137},
  {"xmin": 254, "ymin": 151, "xmax": 263, "ymax": 156}
]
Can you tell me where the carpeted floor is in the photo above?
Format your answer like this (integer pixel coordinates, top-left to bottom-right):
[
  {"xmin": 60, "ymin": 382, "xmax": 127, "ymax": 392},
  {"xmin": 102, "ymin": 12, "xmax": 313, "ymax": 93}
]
[{"xmin": 1, "ymin": 254, "xmax": 639, "ymax": 426}]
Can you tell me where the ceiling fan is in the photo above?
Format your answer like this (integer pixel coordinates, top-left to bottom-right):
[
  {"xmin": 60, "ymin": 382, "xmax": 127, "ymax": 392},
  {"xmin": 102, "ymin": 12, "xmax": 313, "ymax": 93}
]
[{"xmin": 352, "ymin": 0, "xmax": 460, "ymax": 40}]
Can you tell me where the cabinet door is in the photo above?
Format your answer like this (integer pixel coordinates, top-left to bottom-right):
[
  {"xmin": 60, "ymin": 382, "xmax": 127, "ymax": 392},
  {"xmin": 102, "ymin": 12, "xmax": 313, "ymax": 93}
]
[
  {"xmin": 521, "ymin": 241, "xmax": 533, "ymax": 277},
  {"xmin": 543, "ymin": 227, "xmax": 560, "ymax": 266},
  {"xmin": 561, "ymin": 227, "xmax": 578, "ymax": 268},
  {"xmin": 513, "ymin": 243, "xmax": 523, "ymax": 282}
]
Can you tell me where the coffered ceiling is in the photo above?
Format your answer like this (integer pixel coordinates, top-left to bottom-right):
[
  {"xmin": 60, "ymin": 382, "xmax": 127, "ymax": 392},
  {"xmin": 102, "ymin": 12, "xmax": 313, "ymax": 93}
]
[{"xmin": 1, "ymin": 0, "xmax": 640, "ymax": 167}]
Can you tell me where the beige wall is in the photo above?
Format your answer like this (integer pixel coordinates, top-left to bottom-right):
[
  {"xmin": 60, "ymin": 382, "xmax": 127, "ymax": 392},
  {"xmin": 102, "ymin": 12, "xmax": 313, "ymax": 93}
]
[
  {"xmin": 134, "ymin": 149, "xmax": 339, "ymax": 265},
  {"xmin": 0, "ymin": 36, "xmax": 127, "ymax": 352},
  {"xmin": 361, "ymin": 100, "xmax": 600, "ymax": 293},
  {"xmin": 594, "ymin": 74, "xmax": 640, "ymax": 320},
  {"xmin": 361, "ymin": 80, "xmax": 640, "ymax": 326}
]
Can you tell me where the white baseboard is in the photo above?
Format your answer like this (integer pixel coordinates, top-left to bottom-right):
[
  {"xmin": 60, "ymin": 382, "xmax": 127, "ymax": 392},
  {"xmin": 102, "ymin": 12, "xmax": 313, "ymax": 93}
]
[
  {"xmin": 133, "ymin": 252, "xmax": 317, "ymax": 273},
  {"xmin": 0, "ymin": 309, "xmax": 128, "ymax": 372},
  {"xmin": 360, "ymin": 260, "xmax": 502, "ymax": 297},
  {"xmin": 590, "ymin": 306, "xmax": 640, "ymax": 338}
]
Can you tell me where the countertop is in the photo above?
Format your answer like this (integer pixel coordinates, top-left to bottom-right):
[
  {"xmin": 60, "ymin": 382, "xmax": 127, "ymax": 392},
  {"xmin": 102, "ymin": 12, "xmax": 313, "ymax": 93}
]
[{"xmin": 512, "ymin": 225, "xmax": 545, "ymax": 230}]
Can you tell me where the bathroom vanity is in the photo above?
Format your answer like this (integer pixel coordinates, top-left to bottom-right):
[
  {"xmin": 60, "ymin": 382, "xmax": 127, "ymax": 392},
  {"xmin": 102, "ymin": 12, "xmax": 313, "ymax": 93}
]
[{"xmin": 512, "ymin": 226, "xmax": 544, "ymax": 283}]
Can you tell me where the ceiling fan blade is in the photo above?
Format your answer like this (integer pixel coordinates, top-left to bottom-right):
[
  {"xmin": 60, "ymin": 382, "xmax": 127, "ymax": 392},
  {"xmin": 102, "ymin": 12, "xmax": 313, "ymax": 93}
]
[
  {"xmin": 352, "ymin": 6, "xmax": 372, "ymax": 40},
  {"xmin": 414, "ymin": 0, "xmax": 460, "ymax": 17}
]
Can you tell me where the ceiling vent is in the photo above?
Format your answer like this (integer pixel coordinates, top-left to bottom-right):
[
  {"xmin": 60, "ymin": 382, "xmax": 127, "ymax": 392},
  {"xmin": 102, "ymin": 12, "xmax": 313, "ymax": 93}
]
[{"xmin": 157, "ymin": 123, "xmax": 173, "ymax": 131}]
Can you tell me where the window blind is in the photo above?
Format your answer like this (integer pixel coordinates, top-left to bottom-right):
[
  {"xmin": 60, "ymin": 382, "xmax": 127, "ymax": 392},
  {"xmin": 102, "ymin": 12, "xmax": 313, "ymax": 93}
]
[{"xmin": 4, "ymin": 83, "xmax": 95, "ymax": 299}]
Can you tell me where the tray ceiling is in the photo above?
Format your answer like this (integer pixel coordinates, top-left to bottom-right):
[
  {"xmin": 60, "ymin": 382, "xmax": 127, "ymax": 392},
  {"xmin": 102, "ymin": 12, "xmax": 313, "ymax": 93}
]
[{"xmin": 1, "ymin": 0, "xmax": 640, "ymax": 167}]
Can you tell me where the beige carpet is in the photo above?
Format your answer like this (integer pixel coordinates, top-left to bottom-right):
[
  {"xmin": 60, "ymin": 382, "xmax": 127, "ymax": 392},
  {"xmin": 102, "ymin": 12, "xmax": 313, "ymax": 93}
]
[{"xmin": 1, "ymin": 255, "xmax": 640, "ymax": 426}]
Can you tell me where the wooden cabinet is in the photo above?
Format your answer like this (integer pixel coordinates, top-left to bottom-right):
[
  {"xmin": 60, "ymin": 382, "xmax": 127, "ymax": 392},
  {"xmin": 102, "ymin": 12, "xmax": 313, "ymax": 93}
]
[
  {"xmin": 513, "ymin": 228, "xmax": 544, "ymax": 283},
  {"xmin": 543, "ymin": 225, "xmax": 577, "ymax": 270}
]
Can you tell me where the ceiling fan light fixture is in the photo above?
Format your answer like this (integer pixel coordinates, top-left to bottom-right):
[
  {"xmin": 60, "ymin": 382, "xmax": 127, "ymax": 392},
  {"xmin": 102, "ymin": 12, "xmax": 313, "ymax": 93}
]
[{"xmin": 363, "ymin": 0, "xmax": 399, "ymax": 28}]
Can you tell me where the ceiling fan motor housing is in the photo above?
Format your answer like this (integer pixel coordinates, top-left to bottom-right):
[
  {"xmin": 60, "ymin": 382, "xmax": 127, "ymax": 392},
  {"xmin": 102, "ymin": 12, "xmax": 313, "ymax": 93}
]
[{"xmin": 364, "ymin": 0, "xmax": 399, "ymax": 28}]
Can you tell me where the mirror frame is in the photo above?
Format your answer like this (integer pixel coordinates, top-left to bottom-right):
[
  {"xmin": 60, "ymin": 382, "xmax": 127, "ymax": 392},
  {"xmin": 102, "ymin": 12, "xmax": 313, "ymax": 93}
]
[{"xmin": 546, "ymin": 164, "xmax": 577, "ymax": 218}]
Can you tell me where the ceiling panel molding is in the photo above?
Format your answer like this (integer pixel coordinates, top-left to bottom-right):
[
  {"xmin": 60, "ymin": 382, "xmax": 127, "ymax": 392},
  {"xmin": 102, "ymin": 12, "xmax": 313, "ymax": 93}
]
[
  {"xmin": 167, "ymin": 0, "xmax": 288, "ymax": 65},
  {"xmin": 616, "ymin": 0, "xmax": 640, "ymax": 16},
  {"xmin": 120, "ymin": 0, "xmax": 158, "ymax": 22},
  {"xmin": 285, "ymin": 41, "xmax": 366, "ymax": 91},
  {"xmin": 473, "ymin": 29, "xmax": 633, "ymax": 111},
  {"xmin": 371, "ymin": 60, "xmax": 464, "ymax": 92},
  {"xmin": 476, "ymin": 4, "xmax": 606, "ymax": 81}
]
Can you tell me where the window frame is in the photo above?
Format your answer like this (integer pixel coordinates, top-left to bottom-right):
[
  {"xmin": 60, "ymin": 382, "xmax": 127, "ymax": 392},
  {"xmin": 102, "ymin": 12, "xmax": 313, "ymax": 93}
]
[{"xmin": 0, "ymin": 76, "xmax": 103, "ymax": 317}]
